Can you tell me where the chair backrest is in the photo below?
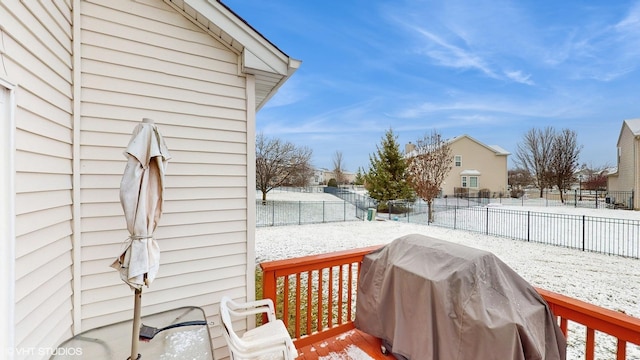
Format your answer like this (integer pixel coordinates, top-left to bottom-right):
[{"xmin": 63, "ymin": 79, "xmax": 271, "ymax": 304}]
[
  {"xmin": 219, "ymin": 297, "xmax": 244, "ymax": 358},
  {"xmin": 219, "ymin": 296, "xmax": 297, "ymax": 360}
]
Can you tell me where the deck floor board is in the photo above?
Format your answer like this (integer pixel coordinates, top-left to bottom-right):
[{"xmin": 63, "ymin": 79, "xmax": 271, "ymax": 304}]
[{"xmin": 296, "ymin": 329, "xmax": 395, "ymax": 359}]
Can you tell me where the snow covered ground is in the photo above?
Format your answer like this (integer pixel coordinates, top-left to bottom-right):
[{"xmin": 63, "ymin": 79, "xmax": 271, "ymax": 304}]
[{"xmin": 255, "ymin": 190, "xmax": 640, "ymax": 359}]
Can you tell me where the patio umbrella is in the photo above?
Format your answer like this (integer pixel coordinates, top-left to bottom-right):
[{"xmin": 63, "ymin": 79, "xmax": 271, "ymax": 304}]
[{"xmin": 111, "ymin": 118, "xmax": 171, "ymax": 360}]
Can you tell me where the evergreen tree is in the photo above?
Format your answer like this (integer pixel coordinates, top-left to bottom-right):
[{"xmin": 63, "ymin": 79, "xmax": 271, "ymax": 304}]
[
  {"xmin": 354, "ymin": 167, "xmax": 365, "ymax": 185},
  {"xmin": 364, "ymin": 129, "xmax": 415, "ymax": 211}
]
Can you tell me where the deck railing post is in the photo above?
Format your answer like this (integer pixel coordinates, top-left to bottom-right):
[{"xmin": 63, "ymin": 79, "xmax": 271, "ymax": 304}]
[{"xmin": 261, "ymin": 267, "xmax": 277, "ymax": 324}]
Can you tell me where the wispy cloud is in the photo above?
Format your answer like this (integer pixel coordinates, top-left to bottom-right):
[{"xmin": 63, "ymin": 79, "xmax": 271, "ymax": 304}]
[
  {"xmin": 387, "ymin": 2, "xmax": 537, "ymax": 87},
  {"xmin": 504, "ymin": 70, "xmax": 534, "ymax": 85},
  {"xmin": 259, "ymin": 98, "xmax": 392, "ymax": 135},
  {"xmin": 616, "ymin": 1, "xmax": 640, "ymax": 31},
  {"xmin": 262, "ymin": 76, "xmax": 307, "ymax": 108},
  {"xmin": 545, "ymin": 1, "xmax": 640, "ymax": 82},
  {"xmin": 411, "ymin": 27, "xmax": 498, "ymax": 78},
  {"xmin": 392, "ymin": 91, "xmax": 595, "ymax": 121}
]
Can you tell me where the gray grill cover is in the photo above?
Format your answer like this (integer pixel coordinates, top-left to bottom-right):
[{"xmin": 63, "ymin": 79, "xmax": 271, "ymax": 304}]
[{"xmin": 355, "ymin": 234, "xmax": 566, "ymax": 360}]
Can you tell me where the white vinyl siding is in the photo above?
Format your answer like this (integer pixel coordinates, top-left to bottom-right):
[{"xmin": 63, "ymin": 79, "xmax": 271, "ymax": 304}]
[
  {"xmin": 1, "ymin": 81, "xmax": 16, "ymax": 357},
  {"xmin": 2, "ymin": 0, "xmax": 287, "ymax": 358},
  {"xmin": 3, "ymin": 0, "xmax": 75, "ymax": 356},
  {"xmin": 78, "ymin": 1, "xmax": 250, "ymax": 357},
  {"xmin": 614, "ymin": 124, "xmax": 636, "ymax": 192},
  {"xmin": 611, "ymin": 121, "xmax": 640, "ymax": 209}
]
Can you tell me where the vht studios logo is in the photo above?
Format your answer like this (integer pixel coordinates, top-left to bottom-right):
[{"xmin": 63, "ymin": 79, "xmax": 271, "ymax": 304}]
[{"xmin": 7, "ymin": 347, "xmax": 83, "ymax": 356}]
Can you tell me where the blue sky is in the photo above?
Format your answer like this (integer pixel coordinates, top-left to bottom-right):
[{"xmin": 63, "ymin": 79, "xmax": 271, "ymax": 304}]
[{"xmin": 224, "ymin": 0, "xmax": 640, "ymax": 172}]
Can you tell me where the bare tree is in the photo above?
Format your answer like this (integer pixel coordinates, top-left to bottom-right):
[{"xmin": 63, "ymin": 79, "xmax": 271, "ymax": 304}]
[
  {"xmin": 515, "ymin": 127, "xmax": 555, "ymax": 197},
  {"xmin": 550, "ymin": 129, "xmax": 581, "ymax": 202},
  {"xmin": 256, "ymin": 132, "xmax": 313, "ymax": 202},
  {"xmin": 406, "ymin": 131, "xmax": 452, "ymax": 223},
  {"xmin": 332, "ymin": 151, "xmax": 346, "ymax": 185},
  {"xmin": 286, "ymin": 162, "xmax": 315, "ymax": 187}
]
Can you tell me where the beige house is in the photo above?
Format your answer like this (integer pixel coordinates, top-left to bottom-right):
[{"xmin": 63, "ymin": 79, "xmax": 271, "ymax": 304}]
[
  {"xmin": 1, "ymin": 1, "xmax": 299, "ymax": 359},
  {"xmin": 607, "ymin": 119, "xmax": 640, "ymax": 209},
  {"xmin": 445, "ymin": 135, "xmax": 509, "ymax": 196},
  {"xmin": 313, "ymin": 168, "xmax": 357, "ymax": 185},
  {"xmin": 407, "ymin": 134, "xmax": 509, "ymax": 197}
]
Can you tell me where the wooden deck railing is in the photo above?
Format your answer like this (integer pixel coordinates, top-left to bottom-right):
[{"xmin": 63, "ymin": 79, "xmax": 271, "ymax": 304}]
[
  {"xmin": 260, "ymin": 246, "xmax": 640, "ymax": 359},
  {"xmin": 260, "ymin": 245, "xmax": 381, "ymax": 348}
]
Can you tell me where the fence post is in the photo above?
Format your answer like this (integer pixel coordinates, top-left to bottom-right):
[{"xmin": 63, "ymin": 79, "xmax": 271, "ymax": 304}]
[
  {"xmin": 574, "ymin": 190, "xmax": 577, "ymax": 208},
  {"xmin": 454, "ymin": 206, "xmax": 457, "ymax": 229},
  {"xmin": 486, "ymin": 207, "xmax": 489, "ymax": 235},
  {"xmin": 595, "ymin": 190, "xmax": 598, "ymax": 209},
  {"xmin": 582, "ymin": 215, "xmax": 586, "ymax": 252},
  {"xmin": 527, "ymin": 211, "xmax": 530, "ymax": 242}
]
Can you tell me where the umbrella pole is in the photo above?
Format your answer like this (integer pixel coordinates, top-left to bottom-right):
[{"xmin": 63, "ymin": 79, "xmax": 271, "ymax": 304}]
[{"xmin": 130, "ymin": 288, "xmax": 142, "ymax": 360}]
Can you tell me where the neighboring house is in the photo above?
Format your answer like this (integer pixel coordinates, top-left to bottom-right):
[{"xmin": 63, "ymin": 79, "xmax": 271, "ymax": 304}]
[
  {"xmin": 323, "ymin": 169, "xmax": 356, "ymax": 185},
  {"xmin": 406, "ymin": 134, "xmax": 510, "ymax": 197},
  {"xmin": 313, "ymin": 168, "xmax": 327, "ymax": 185},
  {"xmin": 311, "ymin": 168, "xmax": 356, "ymax": 185},
  {"xmin": 0, "ymin": 1, "xmax": 299, "ymax": 359},
  {"xmin": 608, "ymin": 119, "xmax": 640, "ymax": 209}
]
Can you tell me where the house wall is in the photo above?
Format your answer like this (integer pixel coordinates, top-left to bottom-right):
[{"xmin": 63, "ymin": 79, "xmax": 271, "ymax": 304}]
[
  {"xmin": 443, "ymin": 137, "xmax": 508, "ymax": 196},
  {"xmin": 1, "ymin": 1, "xmax": 76, "ymax": 357},
  {"xmin": 78, "ymin": 1, "xmax": 252, "ymax": 358},
  {"xmin": 2, "ymin": 0, "xmax": 258, "ymax": 358},
  {"xmin": 611, "ymin": 123, "xmax": 639, "ymax": 209}
]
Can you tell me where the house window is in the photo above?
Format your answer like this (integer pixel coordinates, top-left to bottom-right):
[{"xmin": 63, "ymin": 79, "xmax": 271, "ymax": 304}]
[
  {"xmin": 618, "ymin": 146, "xmax": 621, "ymax": 165},
  {"xmin": 469, "ymin": 176, "xmax": 478, "ymax": 188},
  {"xmin": 461, "ymin": 176, "xmax": 479, "ymax": 188},
  {"xmin": 455, "ymin": 155, "xmax": 462, "ymax": 167}
]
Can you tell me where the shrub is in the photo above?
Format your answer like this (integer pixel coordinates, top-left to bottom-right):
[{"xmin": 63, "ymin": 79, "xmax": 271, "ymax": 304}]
[{"xmin": 454, "ymin": 187, "xmax": 469, "ymax": 198}]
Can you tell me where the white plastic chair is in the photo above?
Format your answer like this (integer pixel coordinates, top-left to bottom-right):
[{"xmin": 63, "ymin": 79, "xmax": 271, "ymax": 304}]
[{"xmin": 220, "ymin": 296, "xmax": 298, "ymax": 360}]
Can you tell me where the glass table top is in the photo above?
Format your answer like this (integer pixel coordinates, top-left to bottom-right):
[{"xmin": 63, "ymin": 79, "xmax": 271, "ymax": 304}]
[{"xmin": 51, "ymin": 306, "xmax": 214, "ymax": 360}]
